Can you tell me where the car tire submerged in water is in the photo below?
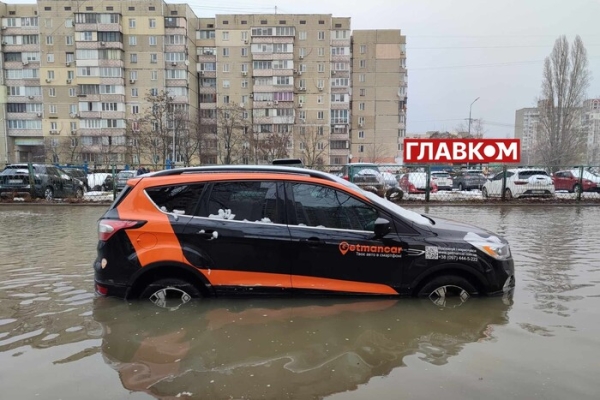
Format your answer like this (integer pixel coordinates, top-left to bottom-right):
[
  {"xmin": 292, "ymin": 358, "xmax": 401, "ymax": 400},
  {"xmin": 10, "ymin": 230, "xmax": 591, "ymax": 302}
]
[
  {"xmin": 482, "ymin": 187, "xmax": 489, "ymax": 198},
  {"xmin": 417, "ymin": 275, "xmax": 477, "ymax": 306},
  {"xmin": 140, "ymin": 278, "xmax": 201, "ymax": 308},
  {"xmin": 504, "ymin": 188, "xmax": 513, "ymax": 200},
  {"xmin": 573, "ymin": 184, "xmax": 581, "ymax": 194},
  {"xmin": 385, "ymin": 187, "xmax": 404, "ymax": 202}
]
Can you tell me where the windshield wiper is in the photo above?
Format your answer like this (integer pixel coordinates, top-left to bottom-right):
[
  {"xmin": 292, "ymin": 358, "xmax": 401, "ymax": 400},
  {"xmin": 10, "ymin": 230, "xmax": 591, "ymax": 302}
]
[{"xmin": 420, "ymin": 214, "xmax": 435, "ymax": 225}]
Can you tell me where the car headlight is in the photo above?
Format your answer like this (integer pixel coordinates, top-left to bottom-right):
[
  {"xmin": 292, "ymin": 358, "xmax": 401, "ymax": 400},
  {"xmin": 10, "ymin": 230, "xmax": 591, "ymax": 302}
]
[{"xmin": 464, "ymin": 232, "xmax": 511, "ymax": 260}]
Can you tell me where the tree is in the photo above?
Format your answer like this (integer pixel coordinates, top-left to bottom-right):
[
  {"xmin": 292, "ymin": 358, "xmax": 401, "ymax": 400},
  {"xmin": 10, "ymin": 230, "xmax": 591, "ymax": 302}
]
[
  {"xmin": 43, "ymin": 136, "xmax": 81, "ymax": 164},
  {"xmin": 216, "ymin": 103, "xmax": 249, "ymax": 165},
  {"xmin": 533, "ymin": 35, "xmax": 590, "ymax": 167},
  {"xmin": 454, "ymin": 119, "xmax": 486, "ymax": 138},
  {"xmin": 296, "ymin": 123, "xmax": 328, "ymax": 167}
]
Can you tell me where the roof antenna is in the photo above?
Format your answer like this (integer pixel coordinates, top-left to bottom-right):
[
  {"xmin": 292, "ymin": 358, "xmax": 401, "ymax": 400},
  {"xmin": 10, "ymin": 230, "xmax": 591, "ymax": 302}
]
[{"xmin": 275, "ymin": 5, "xmax": 277, "ymax": 14}]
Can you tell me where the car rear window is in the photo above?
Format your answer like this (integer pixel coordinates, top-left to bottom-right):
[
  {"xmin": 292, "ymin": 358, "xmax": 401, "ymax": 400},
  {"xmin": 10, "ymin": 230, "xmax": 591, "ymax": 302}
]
[
  {"xmin": 518, "ymin": 170, "xmax": 548, "ymax": 178},
  {"xmin": 432, "ymin": 172, "xmax": 450, "ymax": 178},
  {"xmin": 146, "ymin": 184, "xmax": 206, "ymax": 215}
]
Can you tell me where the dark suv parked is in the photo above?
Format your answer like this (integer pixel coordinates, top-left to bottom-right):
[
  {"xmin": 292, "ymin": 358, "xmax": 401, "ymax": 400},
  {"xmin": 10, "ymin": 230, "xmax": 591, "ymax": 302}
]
[
  {"xmin": 0, "ymin": 164, "xmax": 85, "ymax": 200},
  {"xmin": 94, "ymin": 165, "xmax": 514, "ymax": 306}
]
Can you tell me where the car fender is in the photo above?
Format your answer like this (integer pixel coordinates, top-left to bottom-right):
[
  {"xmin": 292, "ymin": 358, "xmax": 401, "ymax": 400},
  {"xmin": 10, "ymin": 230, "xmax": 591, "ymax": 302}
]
[
  {"xmin": 127, "ymin": 261, "xmax": 215, "ymax": 298},
  {"xmin": 407, "ymin": 262, "xmax": 488, "ymax": 294}
]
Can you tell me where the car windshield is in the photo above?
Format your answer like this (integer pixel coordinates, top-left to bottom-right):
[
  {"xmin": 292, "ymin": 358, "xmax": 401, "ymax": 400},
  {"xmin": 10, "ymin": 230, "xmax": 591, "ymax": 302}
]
[
  {"xmin": 432, "ymin": 172, "xmax": 450, "ymax": 178},
  {"xmin": 117, "ymin": 171, "xmax": 134, "ymax": 179},
  {"xmin": 353, "ymin": 165, "xmax": 381, "ymax": 174},
  {"xmin": 363, "ymin": 190, "xmax": 433, "ymax": 226}
]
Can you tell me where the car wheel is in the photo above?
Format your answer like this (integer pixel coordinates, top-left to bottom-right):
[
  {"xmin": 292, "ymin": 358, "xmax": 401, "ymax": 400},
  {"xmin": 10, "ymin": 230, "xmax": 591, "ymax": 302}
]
[
  {"xmin": 504, "ymin": 188, "xmax": 513, "ymax": 200},
  {"xmin": 573, "ymin": 184, "xmax": 581, "ymax": 194},
  {"xmin": 140, "ymin": 278, "xmax": 201, "ymax": 309},
  {"xmin": 385, "ymin": 187, "xmax": 404, "ymax": 202},
  {"xmin": 482, "ymin": 187, "xmax": 489, "ymax": 198},
  {"xmin": 458, "ymin": 183, "xmax": 464, "ymax": 191},
  {"xmin": 76, "ymin": 187, "xmax": 84, "ymax": 199},
  {"xmin": 417, "ymin": 275, "xmax": 477, "ymax": 307},
  {"xmin": 44, "ymin": 186, "xmax": 54, "ymax": 201}
]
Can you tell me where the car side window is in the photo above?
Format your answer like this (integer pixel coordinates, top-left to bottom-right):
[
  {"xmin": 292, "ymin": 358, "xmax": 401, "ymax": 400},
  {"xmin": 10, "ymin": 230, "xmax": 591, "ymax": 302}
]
[
  {"xmin": 200, "ymin": 181, "xmax": 280, "ymax": 223},
  {"xmin": 146, "ymin": 184, "xmax": 206, "ymax": 215},
  {"xmin": 291, "ymin": 183, "xmax": 378, "ymax": 231}
]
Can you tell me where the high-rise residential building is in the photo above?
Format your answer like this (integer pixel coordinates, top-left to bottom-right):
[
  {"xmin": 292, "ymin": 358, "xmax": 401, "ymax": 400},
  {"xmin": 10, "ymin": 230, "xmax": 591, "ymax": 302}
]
[
  {"xmin": 1, "ymin": 0, "xmax": 199, "ymax": 166},
  {"xmin": 0, "ymin": 2, "xmax": 408, "ymax": 168},
  {"xmin": 514, "ymin": 107, "xmax": 540, "ymax": 164},
  {"xmin": 582, "ymin": 99, "xmax": 600, "ymax": 165},
  {"xmin": 352, "ymin": 30, "xmax": 406, "ymax": 164}
]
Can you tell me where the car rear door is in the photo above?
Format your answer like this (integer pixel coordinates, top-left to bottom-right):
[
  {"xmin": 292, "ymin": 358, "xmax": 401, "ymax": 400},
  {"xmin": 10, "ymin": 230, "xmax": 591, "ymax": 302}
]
[
  {"xmin": 286, "ymin": 181, "xmax": 406, "ymax": 295},
  {"xmin": 182, "ymin": 180, "xmax": 292, "ymax": 295}
]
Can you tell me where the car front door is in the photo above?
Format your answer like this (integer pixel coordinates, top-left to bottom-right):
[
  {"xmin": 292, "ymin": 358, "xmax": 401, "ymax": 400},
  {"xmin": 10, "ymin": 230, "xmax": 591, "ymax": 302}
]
[
  {"xmin": 182, "ymin": 180, "xmax": 292, "ymax": 295},
  {"xmin": 286, "ymin": 182, "xmax": 406, "ymax": 295}
]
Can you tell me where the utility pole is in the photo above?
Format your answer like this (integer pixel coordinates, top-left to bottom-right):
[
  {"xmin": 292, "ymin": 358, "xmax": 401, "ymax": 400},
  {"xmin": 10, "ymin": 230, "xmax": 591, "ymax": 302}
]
[{"xmin": 468, "ymin": 97, "xmax": 480, "ymax": 136}]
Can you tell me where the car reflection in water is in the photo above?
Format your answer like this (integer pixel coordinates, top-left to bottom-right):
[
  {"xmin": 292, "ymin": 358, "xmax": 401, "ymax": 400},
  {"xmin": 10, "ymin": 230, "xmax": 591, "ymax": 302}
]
[{"xmin": 94, "ymin": 296, "xmax": 512, "ymax": 399}]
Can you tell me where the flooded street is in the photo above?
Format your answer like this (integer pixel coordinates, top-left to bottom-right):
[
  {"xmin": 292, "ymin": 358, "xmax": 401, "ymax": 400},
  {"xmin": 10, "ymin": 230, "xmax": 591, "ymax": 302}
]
[{"xmin": 1, "ymin": 204, "xmax": 600, "ymax": 399}]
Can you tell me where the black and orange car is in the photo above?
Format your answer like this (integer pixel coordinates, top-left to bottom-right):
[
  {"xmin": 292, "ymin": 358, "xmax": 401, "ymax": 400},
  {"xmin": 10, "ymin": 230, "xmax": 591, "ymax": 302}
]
[{"xmin": 93, "ymin": 165, "xmax": 514, "ymax": 305}]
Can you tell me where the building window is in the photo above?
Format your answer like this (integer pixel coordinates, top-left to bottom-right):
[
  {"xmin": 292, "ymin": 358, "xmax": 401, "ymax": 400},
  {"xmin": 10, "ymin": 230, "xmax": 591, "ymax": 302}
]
[
  {"xmin": 151, "ymin": 70, "xmax": 158, "ymax": 80},
  {"xmin": 317, "ymin": 95, "xmax": 323, "ymax": 104},
  {"xmin": 46, "ymin": 36, "xmax": 53, "ymax": 45},
  {"xmin": 69, "ymin": 88, "xmax": 76, "ymax": 97},
  {"xmin": 319, "ymin": 20, "xmax": 325, "ymax": 24},
  {"xmin": 132, "ymin": 105, "xmax": 139, "ymax": 114},
  {"xmin": 65, "ymin": 18, "xmax": 73, "ymax": 28},
  {"xmin": 222, "ymin": 20, "xmax": 229, "ymax": 25},
  {"xmin": 67, "ymin": 71, "xmax": 74, "ymax": 80},
  {"xmin": 66, "ymin": 36, "xmax": 74, "ymax": 45},
  {"xmin": 131, "ymin": 54, "xmax": 137, "ymax": 63},
  {"xmin": 360, "ymin": 89, "xmax": 366, "ymax": 96},
  {"xmin": 359, "ymin": 102, "xmax": 365, "ymax": 111},
  {"xmin": 222, "ymin": 31, "xmax": 229, "ymax": 41},
  {"xmin": 318, "ymin": 31, "xmax": 325, "ymax": 40},
  {"xmin": 49, "ymin": 105, "xmax": 57, "ymax": 114},
  {"xmin": 49, "ymin": 88, "xmax": 56, "ymax": 97},
  {"xmin": 150, "ymin": 54, "xmax": 158, "ymax": 63},
  {"xmin": 360, "ymin": 45, "xmax": 366, "ymax": 54},
  {"xmin": 47, "ymin": 54, "xmax": 54, "ymax": 63},
  {"xmin": 223, "ymin": 95, "xmax": 230, "ymax": 104},
  {"xmin": 149, "ymin": 18, "xmax": 156, "ymax": 28},
  {"xmin": 318, "ymin": 47, "xmax": 325, "ymax": 57},
  {"xmin": 149, "ymin": 36, "xmax": 157, "ymax": 46},
  {"xmin": 360, "ymin": 60, "xmax": 366, "ymax": 68},
  {"xmin": 359, "ymin": 73, "xmax": 365, "ymax": 82},
  {"xmin": 223, "ymin": 80, "xmax": 230, "ymax": 88},
  {"xmin": 358, "ymin": 116, "xmax": 365, "ymax": 125},
  {"xmin": 47, "ymin": 71, "xmax": 55, "ymax": 80},
  {"xmin": 358, "ymin": 131, "xmax": 365, "ymax": 138},
  {"xmin": 129, "ymin": 19, "xmax": 136, "ymax": 29},
  {"xmin": 299, "ymin": 31, "xmax": 307, "ymax": 40},
  {"xmin": 223, "ymin": 48, "xmax": 229, "ymax": 57},
  {"xmin": 241, "ymin": 47, "xmax": 248, "ymax": 57},
  {"xmin": 129, "ymin": 36, "xmax": 137, "ymax": 46},
  {"xmin": 317, "ymin": 111, "xmax": 324, "ymax": 120},
  {"xmin": 318, "ymin": 63, "xmax": 325, "ymax": 73},
  {"xmin": 359, "ymin": 145, "xmax": 365, "ymax": 153},
  {"xmin": 131, "ymin": 88, "xmax": 138, "ymax": 97},
  {"xmin": 223, "ymin": 63, "xmax": 230, "ymax": 72}
]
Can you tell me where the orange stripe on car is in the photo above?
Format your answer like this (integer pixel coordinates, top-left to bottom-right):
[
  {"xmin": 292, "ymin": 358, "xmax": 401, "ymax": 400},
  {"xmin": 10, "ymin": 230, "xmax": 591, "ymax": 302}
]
[{"xmin": 199, "ymin": 270, "xmax": 397, "ymax": 295}]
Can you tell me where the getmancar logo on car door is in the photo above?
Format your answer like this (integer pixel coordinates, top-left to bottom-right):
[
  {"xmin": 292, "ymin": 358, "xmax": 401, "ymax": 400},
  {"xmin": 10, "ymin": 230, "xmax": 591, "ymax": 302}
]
[
  {"xmin": 339, "ymin": 242, "xmax": 403, "ymax": 258},
  {"xmin": 93, "ymin": 165, "xmax": 515, "ymax": 306}
]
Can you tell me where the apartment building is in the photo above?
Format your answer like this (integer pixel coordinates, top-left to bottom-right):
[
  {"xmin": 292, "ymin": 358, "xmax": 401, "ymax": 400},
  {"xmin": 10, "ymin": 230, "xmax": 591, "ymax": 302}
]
[
  {"xmin": 352, "ymin": 30, "xmax": 407, "ymax": 164},
  {"xmin": 514, "ymin": 107, "xmax": 539, "ymax": 164},
  {"xmin": 0, "ymin": 3, "xmax": 408, "ymax": 167},
  {"xmin": 583, "ymin": 99, "xmax": 600, "ymax": 165},
  {"xmin": 1, "ymin": 0, "xmax": 199, "ymax": 166}
]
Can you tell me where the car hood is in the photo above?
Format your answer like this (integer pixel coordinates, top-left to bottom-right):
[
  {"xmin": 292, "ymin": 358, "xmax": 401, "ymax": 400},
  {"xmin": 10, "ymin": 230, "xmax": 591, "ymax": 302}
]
[{"xmin": 422, "ymin": 214, "xmax": 508, "ymax": 243}]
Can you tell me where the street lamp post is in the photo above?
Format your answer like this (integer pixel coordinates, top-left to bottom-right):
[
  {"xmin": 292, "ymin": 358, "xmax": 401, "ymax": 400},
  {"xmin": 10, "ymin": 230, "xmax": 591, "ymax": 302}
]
[{"xmin": 468, "ymin": 97, "xmax": 480, "ymax": 137}]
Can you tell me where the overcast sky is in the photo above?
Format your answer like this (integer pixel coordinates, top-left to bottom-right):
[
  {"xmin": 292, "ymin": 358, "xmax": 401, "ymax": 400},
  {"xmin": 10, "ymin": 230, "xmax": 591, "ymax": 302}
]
[
  {"xmin": 182, "ymin": 0, "xmax": 600, "ymax": 138},
  {"xmin": 14, "ymin": 0, "xmax": 600, "ymax": 137}
]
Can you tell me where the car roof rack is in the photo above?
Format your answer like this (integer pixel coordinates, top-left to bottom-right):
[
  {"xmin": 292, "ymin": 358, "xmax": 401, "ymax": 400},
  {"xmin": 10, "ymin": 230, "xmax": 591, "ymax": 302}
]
[{"xmin": 150, "ymin": 165, "xmax": 337, "ymax": 182}]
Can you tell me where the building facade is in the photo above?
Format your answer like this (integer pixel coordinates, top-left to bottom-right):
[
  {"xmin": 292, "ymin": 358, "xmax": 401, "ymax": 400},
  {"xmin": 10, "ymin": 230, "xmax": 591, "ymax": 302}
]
[
  {"xmin": 0, "ymin": 2, "xmax": 407, "ymax": 168},
  {"xmin": 582, "ymin": 99, "xmax": 600, "ymax": 165},
  {"xmin": 514, "ymin": 107, "xmax": 539, "ymax": 165}
]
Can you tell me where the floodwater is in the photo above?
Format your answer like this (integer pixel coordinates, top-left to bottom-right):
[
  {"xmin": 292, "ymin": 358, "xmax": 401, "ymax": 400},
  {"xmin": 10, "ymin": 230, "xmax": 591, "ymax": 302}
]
[{"xmin": 0, "ymin": 205, "xmax": 599, "ymax": 400}]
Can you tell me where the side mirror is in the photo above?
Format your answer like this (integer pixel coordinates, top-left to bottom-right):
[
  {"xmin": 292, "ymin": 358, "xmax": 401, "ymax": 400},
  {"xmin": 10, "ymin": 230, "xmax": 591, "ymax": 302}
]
[{"xmin": 373, "ymin": 217, "xmax": 391, "ymax": 238}]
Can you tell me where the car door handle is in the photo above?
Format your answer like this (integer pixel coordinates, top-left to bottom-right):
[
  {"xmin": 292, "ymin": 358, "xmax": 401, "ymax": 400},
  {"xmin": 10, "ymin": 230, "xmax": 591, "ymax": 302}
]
[
  {"xmin": 302, "ymin": 237, "xmax": 322, "ymax": 247},
  {"xmin": 196, "ymin": 230, "xmax": 218, "ymax": 240}
]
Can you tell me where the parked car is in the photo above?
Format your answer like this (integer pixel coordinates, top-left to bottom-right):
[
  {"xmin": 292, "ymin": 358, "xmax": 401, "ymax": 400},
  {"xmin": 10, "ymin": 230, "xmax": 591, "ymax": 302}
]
[
  {"xmin": 453, "ymin": 170, "xmax": 488, "ymax": 191},
  {"xmin": 0, "ymin": 163, "xmax": 84, "ymax": 200},
  {"xmin": 568, "ymin": 169, "xmax": 600, "ymax": 186},
  {"xmin": 552, "ymin": 170, "xmax": 598, "ymax": 193},
  {"xmin": 116, "ymin": 170, "xmax": 137, "ymax": 191},
  {"xmin": 88, "ymin": 173, "xmax": 114, "ymax": 191},
  {"xmin": 61, "ymin": 167, "xmax": 90, "ymax": 191},
  {"xmin": 94, "ymin": 165, "xmax": 514, "ymax": 305},
  {"xmin": 398, "ymin": 172, "xmax": 438, "ymax": 194},
  {"xmin": 482, "ymin": 168, "xmax": 555, "ymax": 199},
  {"xmin": 339, "ymin": 163, "xmax": 403, "ymax": 201},
  {"xmin": 430, "ymin": 171, "xmax": 453, "ymax": 191}
]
